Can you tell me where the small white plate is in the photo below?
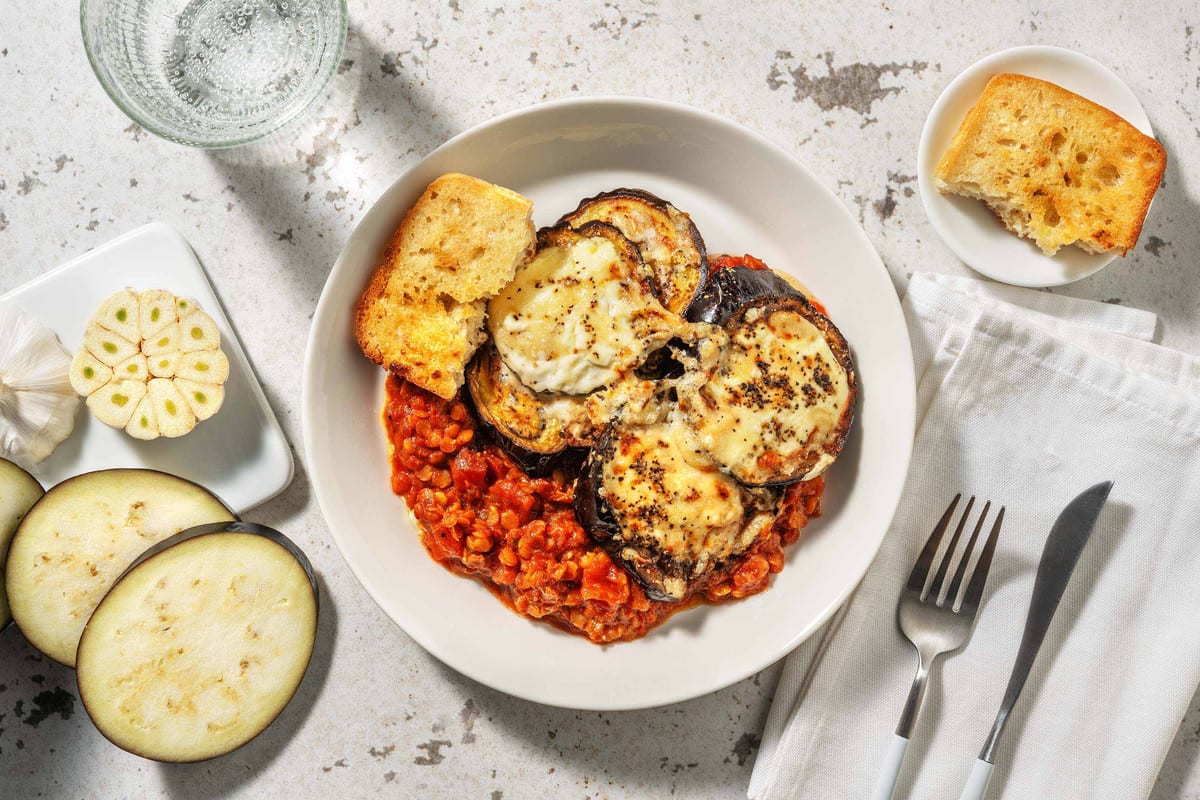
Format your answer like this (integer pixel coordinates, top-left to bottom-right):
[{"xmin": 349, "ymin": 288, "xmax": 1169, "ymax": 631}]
[
  {"xmin": 303, "ymin": 97, "xmax": 916, "ymax": 710},
  {"xmin": 1, "ymin": 223, "xmax": 293, "ymax": 513},
  {"xmin": 917, "ymin": 45, "xmax": 1156, "ymax": 287}
]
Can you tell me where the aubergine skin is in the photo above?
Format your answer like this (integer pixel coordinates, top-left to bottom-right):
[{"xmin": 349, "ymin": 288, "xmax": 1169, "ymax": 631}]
[
  {"xmin": 684, "ymin": 265, "xmax": 804, "ymax": 325},
  {"xmin": 560, "ymin": 188, "xmax": 708, "ymax": 315},
  {"xmin": 575, "ymin": 432, "xmax": 696, "ymax": 603},
  {"xmin": 685, "ymin": 294, "xmax": 857, "ymax": 488}
]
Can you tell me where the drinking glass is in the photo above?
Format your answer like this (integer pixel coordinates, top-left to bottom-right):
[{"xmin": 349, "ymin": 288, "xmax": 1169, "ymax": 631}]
[{"xmin": 81, "ymin": 0, "xmax": 347, "ymax": 148}]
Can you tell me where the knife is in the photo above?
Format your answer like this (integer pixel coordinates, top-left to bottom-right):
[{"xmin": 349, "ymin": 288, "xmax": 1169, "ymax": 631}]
[{"xmin": 959, "ymin": 480, "xmax": 1113, "ymax": 800}]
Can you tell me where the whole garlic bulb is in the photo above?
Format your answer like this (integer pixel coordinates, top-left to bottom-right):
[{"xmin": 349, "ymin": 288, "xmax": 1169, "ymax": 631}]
[{"xmin": 0, "ymin": 304, "xmax": 79, "ymax": 465}]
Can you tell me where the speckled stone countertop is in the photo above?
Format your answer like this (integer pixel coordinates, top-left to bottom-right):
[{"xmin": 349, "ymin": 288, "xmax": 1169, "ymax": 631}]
[{"xmin": 3, "ymin": 2, "xmax": 1200, "ymax": 798}]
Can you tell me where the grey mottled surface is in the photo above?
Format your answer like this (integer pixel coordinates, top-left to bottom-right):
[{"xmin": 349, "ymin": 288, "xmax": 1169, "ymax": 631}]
[{"xmin": 3, "ymin": 2, "xmax": 1199, "ymax": 798}]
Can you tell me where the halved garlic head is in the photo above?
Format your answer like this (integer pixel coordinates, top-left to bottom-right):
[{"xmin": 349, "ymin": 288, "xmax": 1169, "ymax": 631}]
[{"xmin": 74, "ymin": 289, "xmax": 228, "ymax": 440}]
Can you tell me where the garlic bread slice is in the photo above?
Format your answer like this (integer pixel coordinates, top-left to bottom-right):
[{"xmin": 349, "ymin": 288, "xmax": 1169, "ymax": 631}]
[
  {"xmin": 86, "ymin": 380, "xmax": 146, "ymax": 429},
  {"xmin": 94, "ymin": 289, "xmax": 141, "ymax": 343},
  {"xmin": 139, "ymin": 289, "xmax": 178, "ymax": 338},
  {"xmin": 84, "ymin": 325, "xmax": 138, "ymax": 367},
  {"xmin": 5, "ymin": 468, "xmax": 235, "ymax": 665},
  {"xmin": 70, "ymin": 350, "xmax": 113, "ymax": 396},
  {"xmin": 76, "ymin": 524, "xmax": 316, "ymax": 762}
]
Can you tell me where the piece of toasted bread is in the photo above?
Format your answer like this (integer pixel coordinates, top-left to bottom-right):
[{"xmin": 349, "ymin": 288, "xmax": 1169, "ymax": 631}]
[
  {"xmin": 355, "ymin": 173, "xmax": 535, "ymax": 399},
  {"xmin": 935, "ymin": 74, "xmax": 1166, "ymax": 256}
]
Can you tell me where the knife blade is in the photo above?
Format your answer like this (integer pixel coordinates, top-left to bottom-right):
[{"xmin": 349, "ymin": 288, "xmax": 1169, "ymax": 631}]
[{"xmin": 959, "ymin": 480, "xmax": 1112, "ymax": 800}]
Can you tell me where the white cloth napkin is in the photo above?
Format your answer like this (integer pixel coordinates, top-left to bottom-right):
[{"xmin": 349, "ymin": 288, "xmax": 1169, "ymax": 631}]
[{"xmin": 749, "ymin": 273, "xmax": 1200, "ymax": 800}]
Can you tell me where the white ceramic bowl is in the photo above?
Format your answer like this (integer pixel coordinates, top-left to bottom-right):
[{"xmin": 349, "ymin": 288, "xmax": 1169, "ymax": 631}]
[
  {"xmin": 918, "ymin": 45, "xmax": 1155, "ymax": 287},
  {"xmin": 302, "ymin": 97, "xmax": 915, "ymax": 709}
]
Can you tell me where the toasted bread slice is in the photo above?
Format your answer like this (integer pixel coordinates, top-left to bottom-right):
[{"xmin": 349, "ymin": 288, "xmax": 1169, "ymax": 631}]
[
  {"xmin": 935, "ymin": 74, "xmax": 1166, "ymax": 256},
  {"xmin": 356, "ymin": 173, "xmax": 535, "ymax": 399}
]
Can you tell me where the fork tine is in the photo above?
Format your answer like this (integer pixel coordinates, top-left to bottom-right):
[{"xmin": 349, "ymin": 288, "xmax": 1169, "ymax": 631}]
[
  {"xmin": 962, "ymin": 506, "xmax": 1005, "ymax": 610},
  {"xmin": 947, "ymin": 501, "xmax": 991, "ymax": 608},
  {"xmin": 928, "ymin": 496, "xmax": 974, "ymax": 602},
  {"xmin": 906, "ymin": 494, "xmax": 961, "ymax": 592}
]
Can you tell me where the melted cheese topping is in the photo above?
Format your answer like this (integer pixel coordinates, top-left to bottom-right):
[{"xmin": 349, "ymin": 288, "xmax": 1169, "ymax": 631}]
[
  {"xmin": 685, "ymin": 306, "xmax": 851, "ymax": 484},
  {"xmin": 488, "ymin": 235, "xmax": 680, "ymax": 394},
  {"xmin": 600, "ymin": 420, "xmax": 754, "ymax": 595}
]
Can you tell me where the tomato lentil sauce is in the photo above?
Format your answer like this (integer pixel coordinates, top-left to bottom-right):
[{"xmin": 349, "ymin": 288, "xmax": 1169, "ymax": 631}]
[{"xmin": 384, "ymin": 375, "xmax": 825, "ymax": 644}]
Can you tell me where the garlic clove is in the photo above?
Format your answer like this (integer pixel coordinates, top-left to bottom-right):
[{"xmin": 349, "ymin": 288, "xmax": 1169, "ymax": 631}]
[
  {"xmin": 178, "ymin": 310, "xmax": 220, "ymax": 353},
  {"xmin": 138, "ymin": 289, "xmax": 177, "ymax": 339},
  {"xmin": 147, "ymin": 351, "xmax": 181, "ymax": 379},
  {"xmin": 173, "ymin": 378, "xmax": 224, "ymax": 421},
  {"xmin": 113, "ymin": 353, "xmax": 148, "ymax": 383},
  {"xmin": 94, "ymin": 290, "xmax": 141, "ymax": 343},
  {"xmin": 70, "ymin": 350, "xmax": 113, "ymax": 396},
  {"xmin": 174, "ymin": 296, "xmax": 195, "ymax": 317},
  {"xmin": 0, "ymin": 305, "xmax": 80, "ymax": 465},
  {"xmin": 85, "ymin": 380, "xmax": 145, "ymax": 430},
  {"xmin": 147, "ymin": 378, "xmax": 195, "ymax": 437},
  {"xmin": 124, "ymin": 395, "xmax": 160, "ymax": 440},
  {"xmin": 141, "ymin": 322, "xmax": 181, "ymax": 357},
  {"xmin": 175, "ymin": 350, "xmax": 229, "ymax": 384},
  {"xmin": 84, "ymin": 325, "xmax": 138, "ymax": 368}
]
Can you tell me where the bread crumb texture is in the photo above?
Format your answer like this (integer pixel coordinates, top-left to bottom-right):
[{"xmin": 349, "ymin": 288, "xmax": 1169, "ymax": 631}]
[
  {"xmin": 355, "ymin": 173, "xmax": 535, "ymax": 399},
  {"xmin": 935, "ymin": 74, "xmax": 1166, "ymax": 256}
]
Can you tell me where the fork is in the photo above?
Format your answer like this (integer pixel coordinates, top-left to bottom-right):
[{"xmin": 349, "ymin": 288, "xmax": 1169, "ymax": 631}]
[{"xmin": 870, "ymin": 495, "xmax": 1005, "ymax": 800}]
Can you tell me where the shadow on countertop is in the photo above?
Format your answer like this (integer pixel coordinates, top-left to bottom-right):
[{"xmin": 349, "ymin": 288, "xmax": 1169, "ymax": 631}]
[
  {"xmin": 427, "ymin": 656, "xmax": 778, "ymax": 799},
  {"xmin": 201, "ymin": 24, "xmax": 455, "ymax": 317}
]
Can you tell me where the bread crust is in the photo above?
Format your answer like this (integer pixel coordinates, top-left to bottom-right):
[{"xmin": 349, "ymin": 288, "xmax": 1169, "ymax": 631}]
[
  {"xmin": 936, "ymin": 73, "xmax": 1166, "ymax": 256},
  {"xmin": 355, "ymin": 174, "xmax": 534, "ymax": 399}
]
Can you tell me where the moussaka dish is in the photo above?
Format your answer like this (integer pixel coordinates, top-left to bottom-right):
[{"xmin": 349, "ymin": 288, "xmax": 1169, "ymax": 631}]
[{"xmin": 358, "ymin": 176, "xmax": 856, "ymax": 643}]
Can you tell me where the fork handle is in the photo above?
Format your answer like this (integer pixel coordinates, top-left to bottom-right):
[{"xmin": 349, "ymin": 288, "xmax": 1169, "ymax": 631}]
[
  {"xmin": 870, "ymin": 734, "xmax": 910, "ymax": 800},
  {"xmin": 959, "ymin": 758, "xmax": 994, "ymax": 800}
]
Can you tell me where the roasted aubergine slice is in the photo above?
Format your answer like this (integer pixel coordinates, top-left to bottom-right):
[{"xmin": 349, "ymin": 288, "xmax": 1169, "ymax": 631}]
[
  {"xmin": 466, "ymin": 344, "xmax": 596, "ymax": 457},
  {"xmin": 576, "ymin": 416, "xmax": 780, "ymax": 602},
  {"xmin": 560, "ymin": 189, "xmax": 707, "ymax": 316},
  {"xmin": 679, "ymin": 294, "xmax": 856, "ymax": 487},
  {"xmin": 487, "ymin": 221, "xmax": 684, "ymax": 396},
  {"xmin": 685, "ymin": 262, "xmax": 805, "ymax": 325}
]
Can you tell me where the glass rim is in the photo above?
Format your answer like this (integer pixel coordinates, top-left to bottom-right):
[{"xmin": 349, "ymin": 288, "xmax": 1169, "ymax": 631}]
[{"xmin": 79, "ymin": 0, "xmax": 349, "ymax": 149}]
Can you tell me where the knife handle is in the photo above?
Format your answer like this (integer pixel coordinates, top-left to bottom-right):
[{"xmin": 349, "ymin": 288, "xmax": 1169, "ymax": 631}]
[
  {"xmin": 870, "ymin": 734, "xmax": 910, "ymax": 800},
  {"xmin": 959, "ymin": 758, "xmax": 994, "ymax": 800}
]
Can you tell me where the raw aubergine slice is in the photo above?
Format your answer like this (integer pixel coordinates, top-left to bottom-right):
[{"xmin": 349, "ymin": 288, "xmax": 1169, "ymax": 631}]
[
  {"xmin": 487, "ymin": 221, "xmax": 684, "ymax": 396},
  {"xmin": 76, "ymin": 522, "xmax": 318, "ymax": 763},
  {"xmin": 466, "ymin": 344, "xmax": 595, "ymax": 456},
  {"xmin": 680, "ymin": 295, "xmax": 856, "ymax": 487},
  {"xmin": 576, "ymin": 417, "xmax": 780, "ymax": 602},
  {"xmin": 560, "ymin": 188, "xmax": 708, "ymax": 315},
  {"xmin": 0, "ymin": 458, "xmax": 45, "ymax": 628},
  {"xmin": 4, "ymin": 468, "xmax": 236, "ymax": 665}
]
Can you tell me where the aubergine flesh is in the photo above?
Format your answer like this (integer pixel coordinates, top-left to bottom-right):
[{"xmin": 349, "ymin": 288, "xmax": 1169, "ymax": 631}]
[
  {"xmin": 466, "ymin": 344, "xmax": 596, "ymax": 456},
  {"xmin": 679, "ymin": 294, "xmax": 856, "ymax": 487},
  {"xmin": 560, "ymin": 189, "xmax": 707, "ymax": 316},
  {"xmin": 575, "ymin": 416, "xmax": 779, "ymax": 602},
  {"xmin": 486, "ymin": 221, "xmax": 683, "ymax": 397}
]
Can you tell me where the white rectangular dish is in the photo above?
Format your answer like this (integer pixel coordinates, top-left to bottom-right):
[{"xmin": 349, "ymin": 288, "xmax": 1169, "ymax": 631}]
[{"xmin": 1, "ymin": 223, "xmax": 293, "ymax": 513}]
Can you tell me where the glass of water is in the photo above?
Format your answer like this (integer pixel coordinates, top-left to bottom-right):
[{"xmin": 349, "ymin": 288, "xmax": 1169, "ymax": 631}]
[{"xmin": 81, "ymin": 0, "xmax": 347, "ymax": 148}]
